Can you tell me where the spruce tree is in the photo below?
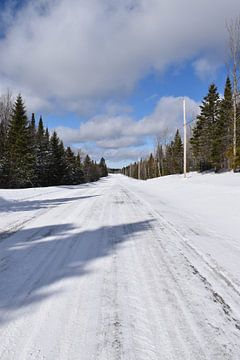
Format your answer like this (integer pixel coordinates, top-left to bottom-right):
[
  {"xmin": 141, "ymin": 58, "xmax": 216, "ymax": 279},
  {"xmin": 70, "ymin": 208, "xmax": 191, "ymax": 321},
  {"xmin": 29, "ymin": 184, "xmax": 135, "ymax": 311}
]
[
  {"xmin": 48, "ymin": 132, "xmax": 66, "ymax": 185},
  {"xmin": 99, "ymin": 157, "xmax": 108, "ymax": 177},
  {"xmin": 83, "ymin": 154, "xmax": 94, "ymax": 182},
  {"xmin": 147, "ymin": 153, "xmax": 156, "ymax": 178},
  {"xmin": 75, "ymin": 153, "xmax": 85, "ymax": 184},
  {"xmin": 91, "ymin": 161, "xmax": 101, "ymax": 181},
  {"xmin": 35, "ymin": 117, "xmax": 51, "ymax": 186},
  {"xmin": 63, "ymin": 146, "xmax": 76, "ymax": 184},
  {"xmin": 164, "ymin": 143, "xmax": 174, "ymax": 175},
  {"xmin": 191, "ymin": 84, "xmax": 220, "ymax": 171},
  {"xmin": 237, "ymin": 101, "xmax": 240, "ymax": 168},
  {"xmin": 131, "ymin": 162, "xmax": 138, "ymax": 179},
  {"xmin": 172, "ymin": 129, "xmax": 183, "ymax": 174},
  {"xmin": 0, "ymin": 94, "xmax": 106, "ymax": 188},
  {"xmin": 0, "ymin": 121, "xmax": 7, "ymax": 187},
  {"xmin": 28, "ymin": 113, "xmax": 37, "ymax": 185},
  {"xmin": 6, "ymin": 95, "xmax": 35, "ymax": 187},
  {"xmin": 218, "ymin": 77, "xmax": 233, "ymax": 169}
]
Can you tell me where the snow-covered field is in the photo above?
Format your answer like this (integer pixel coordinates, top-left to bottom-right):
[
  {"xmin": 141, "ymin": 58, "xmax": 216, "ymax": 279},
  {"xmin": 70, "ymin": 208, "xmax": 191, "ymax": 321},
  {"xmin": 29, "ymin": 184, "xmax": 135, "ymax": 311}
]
[{"xmin": 0, "ymin": 173, "xmax": 240, "ymax": 359}]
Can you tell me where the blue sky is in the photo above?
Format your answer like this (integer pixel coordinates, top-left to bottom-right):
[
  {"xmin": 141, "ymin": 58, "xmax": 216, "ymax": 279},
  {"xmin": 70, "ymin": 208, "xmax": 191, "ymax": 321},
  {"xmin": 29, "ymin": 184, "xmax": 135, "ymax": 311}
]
[
  {"xmin": 45, "ymin": 64, "xmax": 226, "ymax": 127},
  {"xmin": 0, "ymin": 0, "xmax": 238, "ymax": 167}
]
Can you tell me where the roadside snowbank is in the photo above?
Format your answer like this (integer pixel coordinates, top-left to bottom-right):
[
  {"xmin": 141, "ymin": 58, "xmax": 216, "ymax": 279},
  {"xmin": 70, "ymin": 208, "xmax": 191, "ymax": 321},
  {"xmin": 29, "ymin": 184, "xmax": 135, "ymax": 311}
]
[{"xmin": 125, "ymin": 171, "xmax": 240, "ymax": 283}]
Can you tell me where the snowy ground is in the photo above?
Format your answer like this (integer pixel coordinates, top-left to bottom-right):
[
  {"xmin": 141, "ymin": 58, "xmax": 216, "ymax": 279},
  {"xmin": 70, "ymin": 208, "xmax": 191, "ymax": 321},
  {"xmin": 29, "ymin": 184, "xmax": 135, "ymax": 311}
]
[{"xmin": 0, "ymin": 173, "xmax": 240, "ymax": 359}]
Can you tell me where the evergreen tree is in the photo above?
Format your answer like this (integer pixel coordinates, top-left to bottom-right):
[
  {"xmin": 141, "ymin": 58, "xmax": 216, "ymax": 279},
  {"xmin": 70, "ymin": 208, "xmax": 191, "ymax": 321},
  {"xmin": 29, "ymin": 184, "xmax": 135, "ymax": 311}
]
[
  {"xmin": 91, "ymin": 161, "xmax": 101, "ymax": 181},
  {"xmin": 237, "ymin": 101, "xmax": 240, "ymax": 168},
  {"xmin": 164, "ymin": 143, "xmax": 174, "ymax": 175},
  {"xmin": 6, "ymin": 95, "xmax": 35, "ymax": 187},
  {"xmin": 75, "ymin": 153, "xmax": 85, "ymax": 184},
  {"xmin": 191, "ymin": 84, "xmax": 220, "ymax": 171},
  {"xmin": 83, "ymin": 155, "xmax": 101, "ymax": 182},
  {"xmin": 48, "ymin": 132, "xmax": 66, "ymax": 185},
  {"xmin": 83, "ymin": 154, "xmax": 92, "ymax": 182},
  {"xmin": 132, "ymin": 162, "xmax": 138, "ymax": 179},
  {"xmin": 35, "ymin": 117, "xmax": 51, "ymax": 186},
  {"xmin": 218, "ymin": 77, "xmax": 233, "ymax": 169},
  {"xmin": 172, "ymin": 129, "xmax": 183, "ymax": 174},
  {"xmin": 0, "ymin": 121, "xmax": 7, "ymax": 186},
  {"xmin": 99, "ymin": 157, "xmax": 108, "ymax": 177},
  {"xmin": 0, "ymin": 93, "xmax": 107, "ymax": 188},
  {"xmin": 28, "ymin": 113, "xmax": 37, "ymax": 185},
  {"xmin": 63, "ymin": 146, "xmax": 77, "ymax": 184},
  {"xmin": 147, "ymin": 153, "xmax": 156, "ymax": 178}
]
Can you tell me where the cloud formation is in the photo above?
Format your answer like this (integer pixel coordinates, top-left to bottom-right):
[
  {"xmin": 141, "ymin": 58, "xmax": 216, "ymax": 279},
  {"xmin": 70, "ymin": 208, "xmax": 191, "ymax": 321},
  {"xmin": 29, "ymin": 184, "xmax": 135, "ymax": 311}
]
[
  {"xmin": 192, "ymin": 57, "xmax": 222, "ymax": 80},
  {"xmin": 0, "ymin": 0, "xmax": 238, "ymax": 113},
  {"xmin": 56, "ymin": 96, "xmax": 200, "ymax": 165}
]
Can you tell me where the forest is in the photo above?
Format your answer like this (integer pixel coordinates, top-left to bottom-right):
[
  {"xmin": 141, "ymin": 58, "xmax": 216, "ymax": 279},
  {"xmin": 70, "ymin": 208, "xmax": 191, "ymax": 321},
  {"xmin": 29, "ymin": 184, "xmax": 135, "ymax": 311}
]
[
  {"xmin": 0, "ymin": 94, "xmax": 108, "ymax": 188},
  {"xmin": 123, "ymin": 77, "xmax": 240, "ymax": 179}
]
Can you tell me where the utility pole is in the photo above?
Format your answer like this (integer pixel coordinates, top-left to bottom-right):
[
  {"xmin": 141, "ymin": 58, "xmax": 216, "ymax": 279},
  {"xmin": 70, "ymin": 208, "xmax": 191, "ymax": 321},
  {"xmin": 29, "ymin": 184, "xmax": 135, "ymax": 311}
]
[
  {"xmin": 183, "ymin": 98, "xmax": 187, "ymax": 178},
  {"xmin": 138, "ymin": 159, "xmax": 141, "ymax": 180}
]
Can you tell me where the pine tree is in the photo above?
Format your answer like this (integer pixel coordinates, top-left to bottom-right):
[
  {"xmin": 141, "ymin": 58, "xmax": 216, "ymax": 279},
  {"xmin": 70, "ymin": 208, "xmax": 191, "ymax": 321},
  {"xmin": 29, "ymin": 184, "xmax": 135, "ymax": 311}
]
[
  {"xmin": 28, "ymin": 113, "xmax": 37, "ymax": 185},
  {"xmin": 0, "ymin": 93, "xmax": 107, "ymax": 188},
  {"xmin": 172, "ymin": 129, "xmax": 183, "ymax": 174},
  {"xmin": 91, "ymin": 161, "xmax": 101, "ymax": 181},
  {"xmin": 164, "ymin": 143, "xmax": 174, "ymax": 175},
  {"xmin": 35, "ymin": 117, "xmax": 50, "ymax": 186},
  {"xmin": 48, "ymin": 132, "xmax": 66, "ymax": 185},
  {"xmin": 147, "ymin": 153, "xmax": 156, "ymax": 178},
  {"xmin": 237, "ymin": 101, "xmax": 240, "ymax": 168},
  {"xmin": 218, "ymin": 77, "xmax": 233, "ymax": 169},
  {"xmin": 83, "ymin": 154, "xmax": 92, "ymax": 182},
  {"xmin": 75, "ymin": 153, "xmax": 85, "ymax": 184},
  {"xmin": 83, "ymin": 154, "xmax": 101, "ymax": 182},
  {"xmin": 99, "ymin": 157, "xmax": 108, "ymax": 177},
  {"xmin": 131, "ymin": 162, "xmax": 138, "ymax": 179},
  {"xmin": 0, "ymin": 121, "xmax": 7, "ymax": 186},
  {"xmin": 6, "ymin": 95, "xmax": 35, "ymax": 187},
  {"xmin": 63, "ymin": 146, "xmax": 76, "ymax": 184},
  {"xmin": 191, "ymin": 84, "xmax": 220, "ymax": 171}
]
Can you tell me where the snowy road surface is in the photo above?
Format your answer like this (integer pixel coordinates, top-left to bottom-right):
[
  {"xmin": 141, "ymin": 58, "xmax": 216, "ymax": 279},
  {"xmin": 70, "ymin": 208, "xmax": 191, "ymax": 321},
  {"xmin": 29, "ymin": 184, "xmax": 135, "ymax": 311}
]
[{"xmin": 0, "ymin": 174, "xmax": 240, "ymax": 359}]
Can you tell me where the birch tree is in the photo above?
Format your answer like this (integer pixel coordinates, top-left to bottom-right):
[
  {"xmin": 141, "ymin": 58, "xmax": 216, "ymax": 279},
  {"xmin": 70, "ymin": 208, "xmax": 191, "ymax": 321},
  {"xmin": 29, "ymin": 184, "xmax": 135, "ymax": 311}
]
[{"xmin": 226, "ymin": 16, "xmax": 240, "ymax": 169}]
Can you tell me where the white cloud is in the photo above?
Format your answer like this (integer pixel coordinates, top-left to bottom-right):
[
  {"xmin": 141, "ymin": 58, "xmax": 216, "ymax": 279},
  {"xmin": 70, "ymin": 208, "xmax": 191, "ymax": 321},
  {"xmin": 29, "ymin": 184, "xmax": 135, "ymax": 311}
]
[
  {"xmin": 57, "ymin": 96, "xmax": 199, "ymax": 142},
  {"xmin": 96, "ymin": 137, "xmax": 144, "ymax": 149},
  {"xmin": 86, "ymin": 146, "xmax": 151, "ymax": 169},
  {"xmin": 0, "ymin": 0, "xmax": 238, "ymax": 112},
  {"xmin": 145, "ymin": 94, "xmax": 158, "ymax": 102},
  {"xmin": 193, "ymin": 57, "xmax": 222, "ymax": 80},
  {"xmin": 56, "ymin": 96, "xmax": 200, "ymax": 165}
]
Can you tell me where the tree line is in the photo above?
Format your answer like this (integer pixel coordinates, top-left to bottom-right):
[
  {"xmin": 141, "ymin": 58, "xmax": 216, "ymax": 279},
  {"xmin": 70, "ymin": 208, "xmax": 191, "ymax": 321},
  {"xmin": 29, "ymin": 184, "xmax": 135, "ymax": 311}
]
[
  {"xmin": 0, "ymin": 94, "xmax": 108, "ymax": 188},
  {"xmin": 123, "ymin": 76, "xmax": 240, "ymax": 179}
]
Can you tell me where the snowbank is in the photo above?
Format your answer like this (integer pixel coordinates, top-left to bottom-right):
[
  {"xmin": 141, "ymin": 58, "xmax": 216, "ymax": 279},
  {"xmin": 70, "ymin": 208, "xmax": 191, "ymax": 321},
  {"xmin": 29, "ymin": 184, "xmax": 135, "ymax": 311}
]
[{"xmin": 124, "ymin": 171, "xmax": 240, "ymax": 283}]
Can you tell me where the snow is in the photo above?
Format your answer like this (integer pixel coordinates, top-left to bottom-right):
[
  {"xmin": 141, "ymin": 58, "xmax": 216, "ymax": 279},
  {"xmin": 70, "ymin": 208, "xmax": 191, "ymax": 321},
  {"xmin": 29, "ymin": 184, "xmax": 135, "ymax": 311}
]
[
  {"xmin": 126, "ymin": 171, "xmax": 240, "ymax": 283},
  {"xmin": 0, "ymin": 173, "xmax": 240, "ymax": 359}
]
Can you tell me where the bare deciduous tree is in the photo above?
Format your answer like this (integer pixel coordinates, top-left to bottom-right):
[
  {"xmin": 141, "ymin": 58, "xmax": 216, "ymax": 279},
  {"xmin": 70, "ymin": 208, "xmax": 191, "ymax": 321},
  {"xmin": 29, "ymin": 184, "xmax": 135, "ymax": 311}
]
[
  {"xmin": 226, "ymin": 16, "xmax": 240, "ymax": 168},
  {"xmin": 0, "ymin": 90, "xmax": 13, "ymax": 129},
  {"xmin": 154, "ymin": 128, "xmax": 170, "ymax": 176}
]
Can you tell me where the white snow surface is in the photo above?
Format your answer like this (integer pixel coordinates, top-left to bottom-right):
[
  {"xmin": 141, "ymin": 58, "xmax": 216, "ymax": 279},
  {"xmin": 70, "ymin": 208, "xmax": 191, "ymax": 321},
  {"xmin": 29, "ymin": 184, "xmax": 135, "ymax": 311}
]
[{"xmin": 0, "ymin": 173, "xmax": 240, "ymax": 359}]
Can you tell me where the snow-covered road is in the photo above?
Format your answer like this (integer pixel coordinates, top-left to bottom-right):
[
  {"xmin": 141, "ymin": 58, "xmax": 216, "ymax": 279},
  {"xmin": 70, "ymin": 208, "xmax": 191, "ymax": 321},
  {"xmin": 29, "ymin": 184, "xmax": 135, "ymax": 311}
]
[{"xmin": 0, "ymin": 174, "xmax": 239, "ymax": 359}]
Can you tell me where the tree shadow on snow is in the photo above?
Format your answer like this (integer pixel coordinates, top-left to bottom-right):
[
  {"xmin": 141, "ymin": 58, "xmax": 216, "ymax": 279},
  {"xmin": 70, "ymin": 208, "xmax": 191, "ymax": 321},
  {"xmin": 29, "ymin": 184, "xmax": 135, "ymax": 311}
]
[
  {"xmin": 0, "ymin": 195, "xmax": 99, "ymax": 214},
  {"xmin": 0, "ymin": 219, "xmax": 154, "ymax": 325}
]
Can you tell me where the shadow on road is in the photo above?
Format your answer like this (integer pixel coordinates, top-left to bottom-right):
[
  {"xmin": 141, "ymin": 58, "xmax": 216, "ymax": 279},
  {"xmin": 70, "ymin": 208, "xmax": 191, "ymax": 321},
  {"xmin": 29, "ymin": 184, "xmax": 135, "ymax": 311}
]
[
  {"xmin": 0, "ymin": 195, "xmax": 99, "ymax": 214},
  {"xmin": 0, "ymin": 218, "xmax": 154, "ymax": 324}
]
